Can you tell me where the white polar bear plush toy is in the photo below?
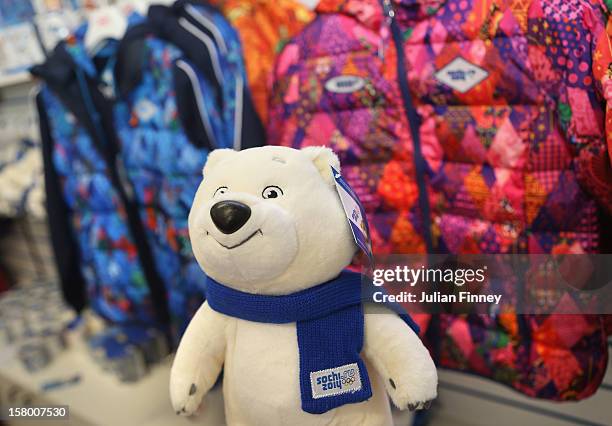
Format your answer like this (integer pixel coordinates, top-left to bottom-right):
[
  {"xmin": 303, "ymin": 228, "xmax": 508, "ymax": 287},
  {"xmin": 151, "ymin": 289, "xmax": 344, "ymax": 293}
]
[{"xmin": 170, "ymin": 146, "xmax": 437, "ymax": 425}]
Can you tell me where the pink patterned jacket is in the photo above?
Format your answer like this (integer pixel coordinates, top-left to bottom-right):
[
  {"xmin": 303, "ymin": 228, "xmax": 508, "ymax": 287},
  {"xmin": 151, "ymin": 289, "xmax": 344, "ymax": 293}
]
[{"xmin": 268, "ymin": 0, "xmax": 612, "ymax": 400}]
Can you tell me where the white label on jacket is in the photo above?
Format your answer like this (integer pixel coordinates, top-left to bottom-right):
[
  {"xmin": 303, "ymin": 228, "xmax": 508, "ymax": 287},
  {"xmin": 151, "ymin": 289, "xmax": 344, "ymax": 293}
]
[
  {"xmin": 324, "ymin": 75, "xmax": 365, "ymax": 93},
  {"xmin": 434, "ymin": 57, "xmax": 489, "ymax": 93},
  {"xmin": 310, "ymin": 363, "xmax": 362, "ymax": 399}
]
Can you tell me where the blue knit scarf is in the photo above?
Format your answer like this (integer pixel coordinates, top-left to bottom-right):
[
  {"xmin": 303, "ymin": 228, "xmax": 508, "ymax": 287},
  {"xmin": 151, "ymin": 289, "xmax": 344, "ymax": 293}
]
[{"xmin": 205, "ymin": 270, "xmax": 419, "ymax": 414}]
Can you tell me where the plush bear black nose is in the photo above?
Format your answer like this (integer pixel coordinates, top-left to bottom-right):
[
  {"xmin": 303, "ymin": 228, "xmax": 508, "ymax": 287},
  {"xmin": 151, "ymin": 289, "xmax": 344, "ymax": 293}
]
[{"xmin": 210, "ymin": 201, "xmax": 251, "ymax": 234}]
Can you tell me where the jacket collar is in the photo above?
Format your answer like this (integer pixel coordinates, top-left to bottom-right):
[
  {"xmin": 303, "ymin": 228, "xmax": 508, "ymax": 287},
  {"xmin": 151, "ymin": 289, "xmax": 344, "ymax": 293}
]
[
  {"xmin": 394, "ymin": 0, "xmax": 447, "ymax": 13},
  {"xmin": 316, "ymin": 0, "xmax": 447, "ymax": 30}
]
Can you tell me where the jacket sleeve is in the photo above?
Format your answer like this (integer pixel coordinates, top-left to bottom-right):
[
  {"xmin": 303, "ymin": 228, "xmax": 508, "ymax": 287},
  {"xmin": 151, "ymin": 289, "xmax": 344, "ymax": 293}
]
[
  {"xmin": 574, "ymin": 3, "xmax": 612, "ymax": 214},
  {"xmin": 37, "ymin": 93, "xmax": 87, "ymax": 313}
]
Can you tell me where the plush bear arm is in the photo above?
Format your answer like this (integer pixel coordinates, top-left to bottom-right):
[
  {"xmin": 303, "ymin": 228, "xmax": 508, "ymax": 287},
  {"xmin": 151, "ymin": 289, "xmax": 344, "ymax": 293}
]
[
  {"xmin": 170, "ymin": 302, "xmax": 227, "ymax": 416},
  {"xmin": 362, "ymin": 305, "xmax": 437, "ymax": 410}
]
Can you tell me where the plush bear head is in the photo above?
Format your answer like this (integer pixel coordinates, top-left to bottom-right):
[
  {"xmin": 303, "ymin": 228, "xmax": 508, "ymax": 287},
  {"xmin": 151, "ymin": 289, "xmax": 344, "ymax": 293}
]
[{"xmin": 188, "ymin": 146, "xmax": 357, "ymax": 295}]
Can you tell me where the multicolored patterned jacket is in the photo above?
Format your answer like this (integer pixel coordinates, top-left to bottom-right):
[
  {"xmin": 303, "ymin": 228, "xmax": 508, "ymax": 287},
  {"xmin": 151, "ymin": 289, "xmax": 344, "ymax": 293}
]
[
  {"xmin": 268, "ymin": 0, "xmax": 612, "ymax": 400},
  {"xmin": 34, "ymin": 33, "xmax": 166, "ymax": 328},
  {"xmin": 113, "ymin": 2, "xmax": 264, "ymax": 338},
  {"xmin": 34, "ymin": 2, "xmax": 264, "ymax": 340}
]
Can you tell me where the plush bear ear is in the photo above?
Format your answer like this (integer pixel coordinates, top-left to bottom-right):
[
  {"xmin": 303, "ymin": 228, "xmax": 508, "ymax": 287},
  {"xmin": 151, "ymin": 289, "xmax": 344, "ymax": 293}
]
[
  {"xmin": 301, "ymin": 146, "xmax": 340, "ymax": 185},
  {"xmin": 202, "ymin": 149, "xmax": 237, "ymax": 176}
]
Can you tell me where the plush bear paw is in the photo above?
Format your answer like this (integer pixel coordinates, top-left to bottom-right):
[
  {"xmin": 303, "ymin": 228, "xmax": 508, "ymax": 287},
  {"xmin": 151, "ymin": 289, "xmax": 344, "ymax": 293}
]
[
  {"xmin": 384, "ymin": 349, "xmax": 438, "ymax": 411},
  {"xmin": 170, "ymin": 376, "xmax": 205, "ymax": 416}
]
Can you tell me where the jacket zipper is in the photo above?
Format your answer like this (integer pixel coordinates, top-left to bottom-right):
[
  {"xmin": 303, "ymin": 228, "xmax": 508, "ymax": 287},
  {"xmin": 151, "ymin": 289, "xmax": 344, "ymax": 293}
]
[
  {"xmin": 233, "ymin": 74, "xmax": 244, "ymax": 150},
  {"xmin": 382, "ymin": 0, "xmax": 434, "ymax": 254}
]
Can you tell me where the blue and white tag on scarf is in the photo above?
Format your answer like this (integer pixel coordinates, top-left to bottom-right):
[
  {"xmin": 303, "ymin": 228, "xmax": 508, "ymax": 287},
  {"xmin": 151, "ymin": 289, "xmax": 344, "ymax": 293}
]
[
  {"xmin": 331, "ymin": 166, "xmax": 373, "ymax": 264},
  {"xmin": 310, "ymin": 362, "xmax": 363, "ymax": 399}
]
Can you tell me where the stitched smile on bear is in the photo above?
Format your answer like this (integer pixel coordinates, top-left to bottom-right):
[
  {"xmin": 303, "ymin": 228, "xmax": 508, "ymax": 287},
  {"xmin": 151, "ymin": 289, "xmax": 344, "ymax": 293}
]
[{"xmin": 206, "ymin": 228, "xmax": 263, "ymax": 250}]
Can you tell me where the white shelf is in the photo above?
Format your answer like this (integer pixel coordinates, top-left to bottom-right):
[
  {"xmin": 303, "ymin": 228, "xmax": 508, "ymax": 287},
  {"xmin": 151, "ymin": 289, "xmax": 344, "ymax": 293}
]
[{"xmin": 0, "ymin": 343, "xmax": 226, "ymax": 425}]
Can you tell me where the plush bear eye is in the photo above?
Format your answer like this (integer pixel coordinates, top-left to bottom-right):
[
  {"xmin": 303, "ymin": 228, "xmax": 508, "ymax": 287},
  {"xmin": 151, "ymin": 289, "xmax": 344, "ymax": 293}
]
[
  {"xmin": 214, "ymin": 186, "xmax": 228, "ymax": 197},
  {"xmin": 262, "ymin": 186, "xmax": 283, "ymax": 199}
]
